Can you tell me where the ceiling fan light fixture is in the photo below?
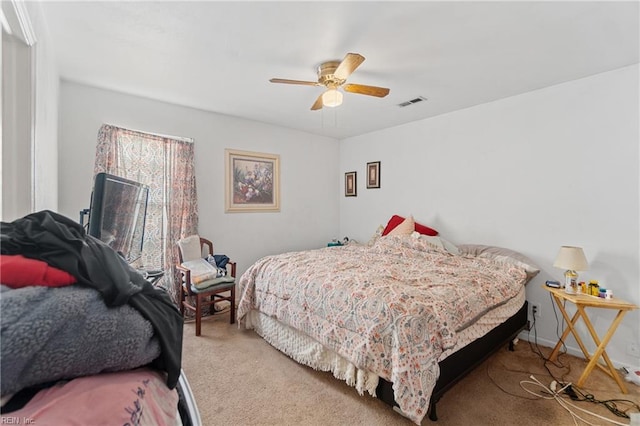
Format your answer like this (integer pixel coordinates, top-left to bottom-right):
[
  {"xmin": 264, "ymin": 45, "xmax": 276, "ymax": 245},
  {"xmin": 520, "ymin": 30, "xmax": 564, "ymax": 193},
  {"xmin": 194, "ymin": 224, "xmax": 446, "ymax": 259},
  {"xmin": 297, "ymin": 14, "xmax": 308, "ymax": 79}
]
[
  {"xmin": 322, "ymin": 89, "xmax": 343, "ymax": 107},
  {"xmin": 270, "ymin": 53, "xmax": 389, "ymax": 111}
]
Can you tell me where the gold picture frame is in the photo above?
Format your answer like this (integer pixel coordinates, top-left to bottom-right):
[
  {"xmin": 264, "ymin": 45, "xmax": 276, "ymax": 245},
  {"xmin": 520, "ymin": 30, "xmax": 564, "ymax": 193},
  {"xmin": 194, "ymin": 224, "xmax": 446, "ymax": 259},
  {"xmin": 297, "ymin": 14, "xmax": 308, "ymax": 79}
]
[
  {"xmin": 366, "ymin": 161, "xmax": 381, "ymax": 189},
  {"xmin": 225, "ymin": 149, "xmax": 280, "ymax": 212},
  {"xmin": 345, "ymin": 171, "xmax": 357, "ymax": 197}
]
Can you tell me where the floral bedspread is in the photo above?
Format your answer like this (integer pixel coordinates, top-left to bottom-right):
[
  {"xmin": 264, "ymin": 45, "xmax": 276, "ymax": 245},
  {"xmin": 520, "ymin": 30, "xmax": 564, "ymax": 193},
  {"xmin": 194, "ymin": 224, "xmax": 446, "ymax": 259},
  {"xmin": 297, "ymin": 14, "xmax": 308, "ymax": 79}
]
[{"xmin": 237, "ymin": 235, "xmax": 527, "ymax": 424}]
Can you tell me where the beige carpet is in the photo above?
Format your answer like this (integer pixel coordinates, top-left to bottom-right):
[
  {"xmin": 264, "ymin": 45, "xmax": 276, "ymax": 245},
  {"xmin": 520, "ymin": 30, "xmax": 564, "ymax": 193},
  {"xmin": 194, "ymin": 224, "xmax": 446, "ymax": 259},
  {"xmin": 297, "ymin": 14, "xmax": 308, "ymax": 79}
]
[{"xmin": 182, "ymin": 314, "xmax": 640, "ymax": 425}]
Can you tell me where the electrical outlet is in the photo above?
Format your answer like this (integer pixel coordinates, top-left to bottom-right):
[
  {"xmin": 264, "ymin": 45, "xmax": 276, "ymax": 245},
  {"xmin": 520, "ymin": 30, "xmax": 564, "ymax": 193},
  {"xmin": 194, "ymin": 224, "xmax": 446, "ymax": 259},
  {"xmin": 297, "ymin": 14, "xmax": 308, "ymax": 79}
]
[
  {"xmin": 628, "ymin": 342, "xmax": 640, "ymax": 358},
  {"xmin": 530, "ymin": 303, "xmax": 541, "ymax": 318}
]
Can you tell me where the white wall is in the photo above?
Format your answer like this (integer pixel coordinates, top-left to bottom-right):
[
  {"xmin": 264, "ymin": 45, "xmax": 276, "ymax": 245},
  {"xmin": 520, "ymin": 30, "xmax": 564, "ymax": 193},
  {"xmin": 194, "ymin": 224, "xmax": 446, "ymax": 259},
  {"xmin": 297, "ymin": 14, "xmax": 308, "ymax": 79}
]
[
  {"xmin": 340, "ymin": 65, "xmax": 640, "ymax": 369},
  {"xmin": 58, "ymin": 81, "xmax": 340, "ymax": 278}
]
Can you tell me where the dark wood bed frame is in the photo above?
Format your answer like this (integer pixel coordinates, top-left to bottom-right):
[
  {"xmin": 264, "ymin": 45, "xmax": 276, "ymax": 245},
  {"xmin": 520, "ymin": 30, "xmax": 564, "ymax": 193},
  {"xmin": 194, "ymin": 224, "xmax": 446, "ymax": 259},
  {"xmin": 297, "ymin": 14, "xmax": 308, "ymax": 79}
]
[{"xmin": 375, "ymin": 301, "xmax": 529, "ymax": 421}]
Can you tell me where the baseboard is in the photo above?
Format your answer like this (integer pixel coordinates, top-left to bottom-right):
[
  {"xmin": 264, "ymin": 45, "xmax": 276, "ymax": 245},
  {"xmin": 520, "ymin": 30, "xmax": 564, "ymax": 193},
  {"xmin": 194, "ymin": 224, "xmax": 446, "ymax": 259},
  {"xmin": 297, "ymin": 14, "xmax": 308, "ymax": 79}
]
[{"xmin": 517, "ymin": 330, "xmax": 640, "ymax": 377}]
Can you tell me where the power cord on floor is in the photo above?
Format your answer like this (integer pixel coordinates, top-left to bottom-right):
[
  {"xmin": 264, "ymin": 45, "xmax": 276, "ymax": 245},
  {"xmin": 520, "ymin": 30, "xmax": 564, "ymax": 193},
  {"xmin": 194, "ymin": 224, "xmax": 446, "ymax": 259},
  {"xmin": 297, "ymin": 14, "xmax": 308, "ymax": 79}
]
[
  {"xmin": 520, "ymin": 375, "xmax": 634, "ymax": 426},
  {"xmin": 526, "ymin": 308, "xmax": 571, "ymax": 384},
  {"xmin": 567, "ymin": 383, "xmax": 640, "ymax": 420},
  {"xmin": 485, "ymin": 361, "xmax": 541, "ymax": 400},
  {"xmin": 484, "ymin": 311, "xmax": 570, "ymax": 398}
]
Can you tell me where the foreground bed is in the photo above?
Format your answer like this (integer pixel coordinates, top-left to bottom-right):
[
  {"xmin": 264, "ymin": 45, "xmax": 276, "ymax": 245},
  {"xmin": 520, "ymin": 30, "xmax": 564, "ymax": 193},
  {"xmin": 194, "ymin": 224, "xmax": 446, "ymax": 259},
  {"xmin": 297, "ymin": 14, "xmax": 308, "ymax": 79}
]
[{"xmin": 237, "ymin": 232, "xmax": 538, "ymax": 424}]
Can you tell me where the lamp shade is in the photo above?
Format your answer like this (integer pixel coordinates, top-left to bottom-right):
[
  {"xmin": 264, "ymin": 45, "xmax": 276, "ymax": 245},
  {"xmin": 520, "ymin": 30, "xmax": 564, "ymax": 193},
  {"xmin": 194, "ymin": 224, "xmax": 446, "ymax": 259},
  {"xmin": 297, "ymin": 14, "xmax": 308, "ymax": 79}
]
[
  {"xmin": 322, "ymin": 89, "xmax": 343, "ymax": 107},
  {"xmin": 553, "ymin": 246, "xmax": 589, "ymax": 271}
]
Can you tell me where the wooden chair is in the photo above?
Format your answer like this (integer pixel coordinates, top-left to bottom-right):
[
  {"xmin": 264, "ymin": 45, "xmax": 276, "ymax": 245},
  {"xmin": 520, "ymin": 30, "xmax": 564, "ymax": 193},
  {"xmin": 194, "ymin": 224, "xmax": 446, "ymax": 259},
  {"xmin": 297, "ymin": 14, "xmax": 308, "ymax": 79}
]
[{"xmin": 176, "ymin": 235, "xmax": 236, "ymax": 336}]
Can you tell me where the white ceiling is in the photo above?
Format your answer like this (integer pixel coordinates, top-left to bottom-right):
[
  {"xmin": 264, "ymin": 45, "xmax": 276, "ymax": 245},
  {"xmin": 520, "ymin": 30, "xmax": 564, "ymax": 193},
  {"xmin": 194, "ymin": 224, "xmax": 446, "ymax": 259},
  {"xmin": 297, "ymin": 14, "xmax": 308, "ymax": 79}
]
[{"xmin": 39, "ymin": 1, "xmax": 639, "ymax": 139}]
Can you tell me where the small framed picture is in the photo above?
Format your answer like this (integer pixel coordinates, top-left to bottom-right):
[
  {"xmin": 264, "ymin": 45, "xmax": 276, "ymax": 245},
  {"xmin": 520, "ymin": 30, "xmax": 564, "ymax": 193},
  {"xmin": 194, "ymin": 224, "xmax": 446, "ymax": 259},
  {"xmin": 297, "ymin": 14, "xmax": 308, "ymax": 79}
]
[
  {"xmin": 345, "ymin": 171, "xmax": 357, "ymax": 197},
  {"xmin": 366, "ymin": 161, "xmax": 381, "ymax": 189}
]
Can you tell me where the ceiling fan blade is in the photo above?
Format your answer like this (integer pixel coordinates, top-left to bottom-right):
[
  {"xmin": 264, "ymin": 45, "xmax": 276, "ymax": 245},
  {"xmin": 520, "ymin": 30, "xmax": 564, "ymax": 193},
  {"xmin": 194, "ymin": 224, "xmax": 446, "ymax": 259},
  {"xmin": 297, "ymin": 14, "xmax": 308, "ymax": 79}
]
[
  {"xmin": 311, "ymin": 94, "xmax": 324, "ymax": 111},
  {"xmin": 333, "ymin": 53, "xmax": 365, "ymax": 80},
  {"xmin": 343, "ymin": 83, "xmax": 390, "ymax": 98},
  {"xmin": 270, "ymin": 78, "xmax": 320, "ymax": 86}
]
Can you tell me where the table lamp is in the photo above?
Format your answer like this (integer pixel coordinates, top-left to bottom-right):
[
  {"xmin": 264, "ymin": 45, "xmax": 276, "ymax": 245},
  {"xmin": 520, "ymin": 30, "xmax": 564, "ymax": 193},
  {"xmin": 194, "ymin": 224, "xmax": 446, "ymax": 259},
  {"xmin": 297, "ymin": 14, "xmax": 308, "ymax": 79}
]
[{"xmin": 553, "ymin": 246, "xmax": 588, "ymax": 294}]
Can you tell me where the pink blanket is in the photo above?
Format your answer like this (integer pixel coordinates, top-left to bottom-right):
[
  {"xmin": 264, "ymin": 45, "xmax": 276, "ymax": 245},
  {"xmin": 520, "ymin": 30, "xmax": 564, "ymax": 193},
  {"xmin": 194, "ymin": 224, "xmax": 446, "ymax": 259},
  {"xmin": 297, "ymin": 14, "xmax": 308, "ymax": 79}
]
[{"xmin": 1, "ymin": 368, "xmax": 178, "ymax": 425}]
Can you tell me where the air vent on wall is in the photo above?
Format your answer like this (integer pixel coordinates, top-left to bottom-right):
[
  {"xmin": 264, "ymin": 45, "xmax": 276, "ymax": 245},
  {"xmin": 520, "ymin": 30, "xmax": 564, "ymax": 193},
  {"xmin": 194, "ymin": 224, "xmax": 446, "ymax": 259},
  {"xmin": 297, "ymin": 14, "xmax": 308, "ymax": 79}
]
[{"xmin": 398, "ymin": 96, "xmax": 427, "ymax": 107}]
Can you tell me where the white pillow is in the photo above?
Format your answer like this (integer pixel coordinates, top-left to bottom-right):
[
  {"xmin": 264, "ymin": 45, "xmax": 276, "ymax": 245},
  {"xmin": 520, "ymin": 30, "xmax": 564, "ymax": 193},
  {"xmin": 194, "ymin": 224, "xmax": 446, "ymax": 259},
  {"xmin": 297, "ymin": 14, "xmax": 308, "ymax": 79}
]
[
  {"xmin": 417, "ymin": 234, "xmax": 460, "ymax": 255},
  {"xmin": 419, "ymin": 234, "xmax": 446, "ymax": 250},
  {"xmin": 178, "ymin": 235, "xmax": 202, "ymax": 261},
  {"xmin": 439, "ymin": 237, "xmax": 460, "ymax": 255}
]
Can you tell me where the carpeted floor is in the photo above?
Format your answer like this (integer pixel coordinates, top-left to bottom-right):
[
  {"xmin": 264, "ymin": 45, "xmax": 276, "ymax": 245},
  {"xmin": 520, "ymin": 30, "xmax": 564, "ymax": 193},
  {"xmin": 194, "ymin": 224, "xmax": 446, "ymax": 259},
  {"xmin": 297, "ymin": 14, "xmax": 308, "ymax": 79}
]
[{"xmin": 181, "ymin": 314, "xmax": 640, "ymax": 425}]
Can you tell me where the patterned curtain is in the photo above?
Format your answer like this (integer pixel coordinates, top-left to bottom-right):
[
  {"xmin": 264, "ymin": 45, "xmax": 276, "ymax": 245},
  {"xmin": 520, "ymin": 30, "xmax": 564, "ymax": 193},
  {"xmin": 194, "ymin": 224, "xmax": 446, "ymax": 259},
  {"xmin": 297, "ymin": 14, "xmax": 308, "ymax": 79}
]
[{"xmin": 94, "ymin": 124, "xmax": 198, "ymax": 303}]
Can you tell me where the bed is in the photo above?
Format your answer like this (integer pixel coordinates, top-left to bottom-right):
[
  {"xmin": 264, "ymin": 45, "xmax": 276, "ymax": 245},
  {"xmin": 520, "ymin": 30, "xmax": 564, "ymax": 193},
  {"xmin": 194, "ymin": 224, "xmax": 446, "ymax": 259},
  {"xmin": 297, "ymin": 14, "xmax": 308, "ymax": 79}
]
[
  {"xmin": 0, "ymin": 210, "xmax": 200, "ymax": 425},
  {"xmin": 237, "ymin": 217, "xmax": 538, "ymax": 425}
]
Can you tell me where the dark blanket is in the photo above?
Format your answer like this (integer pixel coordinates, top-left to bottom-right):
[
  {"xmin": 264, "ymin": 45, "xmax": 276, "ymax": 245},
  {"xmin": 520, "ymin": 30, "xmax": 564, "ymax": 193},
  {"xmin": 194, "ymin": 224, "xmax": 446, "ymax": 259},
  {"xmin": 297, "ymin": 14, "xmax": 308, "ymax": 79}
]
[{"xmin": 0, "ymin": 210, "xmax": 183, "ymax": 389}]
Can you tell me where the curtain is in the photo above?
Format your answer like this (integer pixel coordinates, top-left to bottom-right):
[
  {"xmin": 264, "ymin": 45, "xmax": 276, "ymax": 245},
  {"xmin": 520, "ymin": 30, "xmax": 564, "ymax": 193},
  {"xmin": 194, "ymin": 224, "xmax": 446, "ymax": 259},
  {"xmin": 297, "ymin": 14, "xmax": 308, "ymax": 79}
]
[{"xmin": 94, "ymin": 124, "xmax": 198, "ymax": 303}]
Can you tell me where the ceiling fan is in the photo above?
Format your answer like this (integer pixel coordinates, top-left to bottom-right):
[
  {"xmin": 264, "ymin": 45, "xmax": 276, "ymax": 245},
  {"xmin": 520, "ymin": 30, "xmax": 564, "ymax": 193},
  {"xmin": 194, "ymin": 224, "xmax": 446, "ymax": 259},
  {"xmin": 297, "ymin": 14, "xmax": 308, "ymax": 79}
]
[{"xmin": 269, "ymin": 53, "xmax": 390, "ymax": 110}]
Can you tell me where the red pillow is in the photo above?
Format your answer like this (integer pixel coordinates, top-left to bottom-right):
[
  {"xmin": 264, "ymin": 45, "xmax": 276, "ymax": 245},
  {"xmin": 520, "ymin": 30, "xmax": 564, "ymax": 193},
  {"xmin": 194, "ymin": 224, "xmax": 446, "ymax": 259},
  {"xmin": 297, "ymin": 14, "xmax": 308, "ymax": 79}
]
[
  {"xmin": 0, "ymin": 255, "xmax": 76, "ymax": 288},
  {"xmin": 381, "ymin": 215, "xmax": 438, "ymax": 237}
]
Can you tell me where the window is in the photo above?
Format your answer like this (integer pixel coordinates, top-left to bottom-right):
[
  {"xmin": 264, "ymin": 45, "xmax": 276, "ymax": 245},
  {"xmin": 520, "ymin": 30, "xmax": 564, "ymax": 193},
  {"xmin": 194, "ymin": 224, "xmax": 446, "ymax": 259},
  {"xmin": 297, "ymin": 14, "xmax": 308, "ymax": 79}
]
[{"xmin": 94, "ymin": 124, "xmax": 198, "ymax": 302}]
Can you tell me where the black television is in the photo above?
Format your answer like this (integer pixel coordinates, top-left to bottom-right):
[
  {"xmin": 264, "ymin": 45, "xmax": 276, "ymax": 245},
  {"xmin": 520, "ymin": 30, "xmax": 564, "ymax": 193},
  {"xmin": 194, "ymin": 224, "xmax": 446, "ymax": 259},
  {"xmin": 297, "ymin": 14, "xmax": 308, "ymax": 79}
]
[{"xmin": 87, "ymin": 172, "xmax": 150, "ymax": 264}]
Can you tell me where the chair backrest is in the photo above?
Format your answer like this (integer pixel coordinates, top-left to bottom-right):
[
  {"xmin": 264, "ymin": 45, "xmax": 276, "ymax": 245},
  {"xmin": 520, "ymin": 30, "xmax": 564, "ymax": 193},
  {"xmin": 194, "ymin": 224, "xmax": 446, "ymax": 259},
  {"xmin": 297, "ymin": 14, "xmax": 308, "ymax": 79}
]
[{"xmin": 178, "ymin": 235, "xmax": 203, "ymax": 263}]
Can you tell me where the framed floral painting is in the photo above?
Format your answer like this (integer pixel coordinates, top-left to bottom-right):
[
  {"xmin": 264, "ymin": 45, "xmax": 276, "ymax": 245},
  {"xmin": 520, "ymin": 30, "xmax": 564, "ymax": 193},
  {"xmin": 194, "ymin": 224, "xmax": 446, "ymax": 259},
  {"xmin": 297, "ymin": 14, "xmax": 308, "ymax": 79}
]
[{"xmin": 225, "ymin": 149, "xmax": 280, "ymax": 212}]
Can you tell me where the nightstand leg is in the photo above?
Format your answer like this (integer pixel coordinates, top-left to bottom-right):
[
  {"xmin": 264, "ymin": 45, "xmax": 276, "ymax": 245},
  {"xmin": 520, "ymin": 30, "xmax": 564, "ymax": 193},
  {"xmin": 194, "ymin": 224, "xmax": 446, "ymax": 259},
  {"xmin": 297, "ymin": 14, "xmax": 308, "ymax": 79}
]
[
  {"xmin": 549, "ymin": 295, "xmax": 571, "ymax": 361},
  {"xmin": 548, "ymin": 295, "xmax": 591, "ymax": 362},
  {"xmin": 576, "ymin": 308, "xmax": 628, "ymax": 393}
]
